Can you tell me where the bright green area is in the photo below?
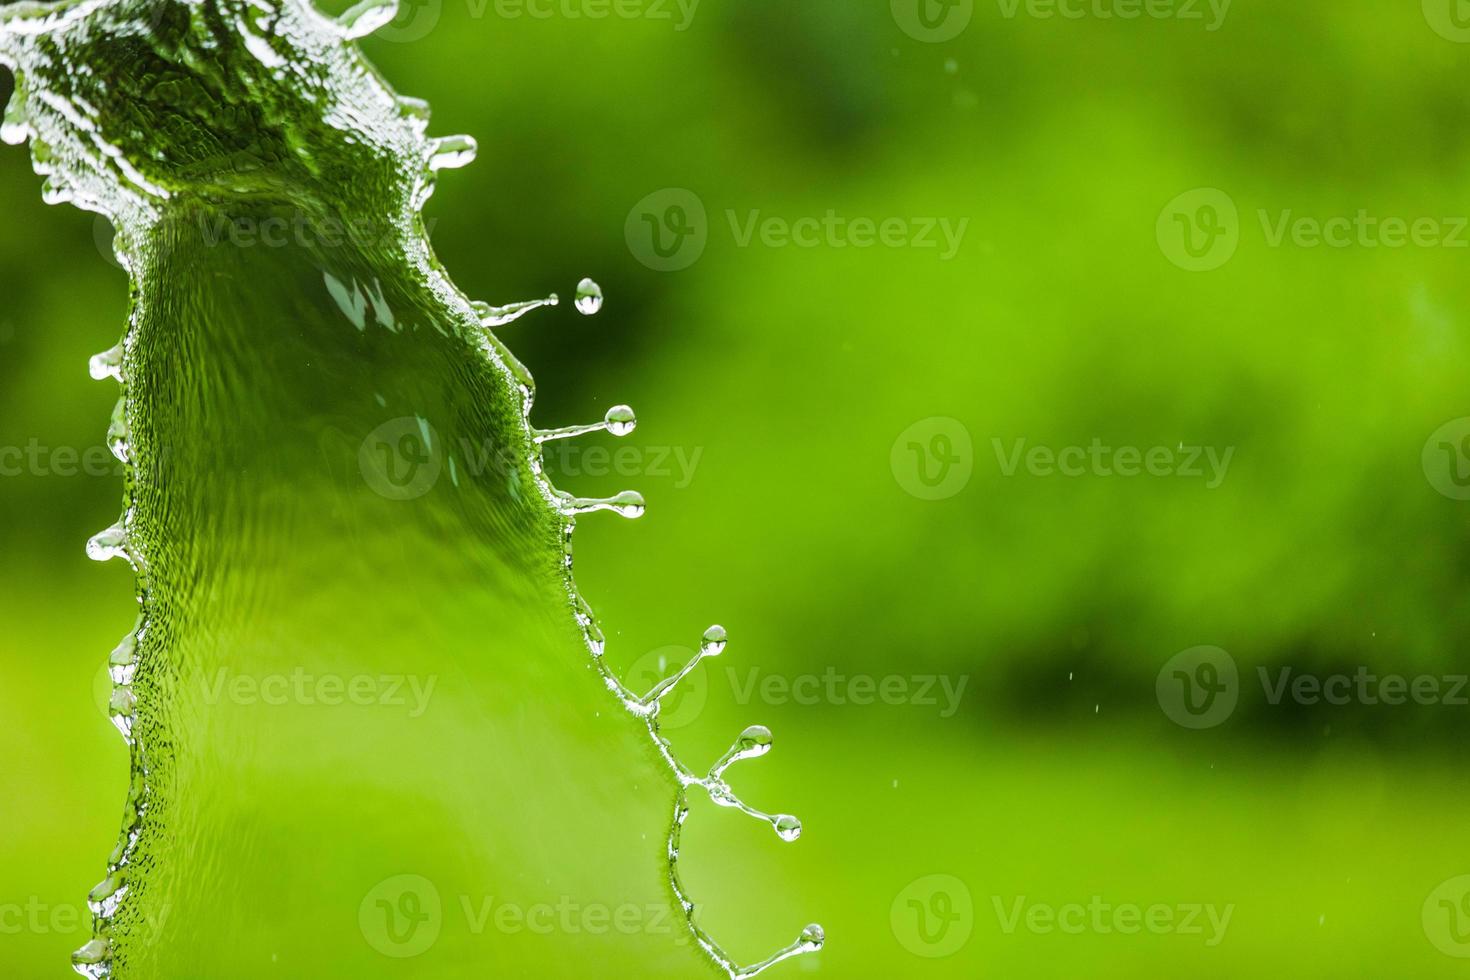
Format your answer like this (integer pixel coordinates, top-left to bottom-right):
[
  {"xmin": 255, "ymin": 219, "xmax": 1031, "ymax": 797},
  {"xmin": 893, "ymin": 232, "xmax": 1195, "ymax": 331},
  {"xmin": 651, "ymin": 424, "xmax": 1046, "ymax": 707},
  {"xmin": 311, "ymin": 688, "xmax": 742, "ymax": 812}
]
[{"xmin": 5, "ymin": 0, "xmax": 1470, "ymax": 976}]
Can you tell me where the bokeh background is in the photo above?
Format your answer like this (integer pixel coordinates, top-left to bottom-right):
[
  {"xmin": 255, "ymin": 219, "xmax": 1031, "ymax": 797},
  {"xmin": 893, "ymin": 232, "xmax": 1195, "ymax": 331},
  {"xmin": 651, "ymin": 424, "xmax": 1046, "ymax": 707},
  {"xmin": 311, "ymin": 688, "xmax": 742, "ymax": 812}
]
[{"xmin": 7, "ymin": 0, "xmax": 1470, "ymax": 974}]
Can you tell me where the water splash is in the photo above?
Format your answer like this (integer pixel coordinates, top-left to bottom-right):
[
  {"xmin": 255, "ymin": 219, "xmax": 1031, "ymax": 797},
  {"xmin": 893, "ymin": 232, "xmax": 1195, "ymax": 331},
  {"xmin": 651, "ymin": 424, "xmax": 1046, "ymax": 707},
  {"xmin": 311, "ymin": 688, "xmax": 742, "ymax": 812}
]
[{"xmin": 0, "ymin": 0, "xmax": 821, "ymax": 975}]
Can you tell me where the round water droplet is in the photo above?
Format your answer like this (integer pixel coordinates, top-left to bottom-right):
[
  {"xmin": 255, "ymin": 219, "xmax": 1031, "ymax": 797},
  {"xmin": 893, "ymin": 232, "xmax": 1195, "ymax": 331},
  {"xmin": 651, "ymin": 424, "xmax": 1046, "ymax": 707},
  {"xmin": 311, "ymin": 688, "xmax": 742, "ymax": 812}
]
[
  {"xmin": 700, "ymin": 624, "xmax": 727, "ymax": 657},
  {"xmin": 604, "ymin": 404, "xmax": 636, "ymax": 437},
  {"xmin": 800, "ymin": 923, "xmax": 825, "ymax": 949},
  {"xmin": 0, "ymin": 115, "xmax": 28, "ymax": 146},
  {"xmin": 610, "ymin": 489, "xmax": 645, "ymax": 519},
  {"xmin": 574, "ymin": 277, "xmax": 603, "ymax": 316},
  {"xmin": 773, "ymin": 813, "xmax": 802, "ymax": 842},
  {"xmin": 736, "ymin": 724, "xmax": 773, "ymax": 756},
  {"xmin": 428, "ymin": 134, "xmax": 477, "ymax": 171}
]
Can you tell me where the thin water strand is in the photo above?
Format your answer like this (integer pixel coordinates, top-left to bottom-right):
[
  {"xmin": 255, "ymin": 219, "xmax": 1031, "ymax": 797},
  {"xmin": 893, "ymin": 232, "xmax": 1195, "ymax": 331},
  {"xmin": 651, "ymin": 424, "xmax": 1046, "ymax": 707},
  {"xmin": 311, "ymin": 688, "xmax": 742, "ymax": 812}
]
[
  {"xmin": 473, "ymin": 293, "xmax": 559, "ymax": 327},
  {"xmin": 536, "ymin": 404, "xmax": 637, "ymax": 443}
]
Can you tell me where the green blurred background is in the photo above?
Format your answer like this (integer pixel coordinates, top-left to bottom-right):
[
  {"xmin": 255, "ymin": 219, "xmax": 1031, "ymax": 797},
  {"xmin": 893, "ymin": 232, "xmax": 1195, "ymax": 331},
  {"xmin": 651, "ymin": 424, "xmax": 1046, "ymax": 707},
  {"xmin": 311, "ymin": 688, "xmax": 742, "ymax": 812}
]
[{"xmin": 7, "ymin": 0, "xmax": 1470, "ymax": 974}]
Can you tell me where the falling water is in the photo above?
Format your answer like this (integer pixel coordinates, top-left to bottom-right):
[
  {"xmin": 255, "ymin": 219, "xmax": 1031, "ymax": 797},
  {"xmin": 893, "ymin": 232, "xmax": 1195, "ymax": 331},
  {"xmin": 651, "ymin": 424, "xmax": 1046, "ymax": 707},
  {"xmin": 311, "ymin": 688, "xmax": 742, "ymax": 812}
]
[{"xmin": 0, "ymin": 0, "xmax": 821, "ymax": 976}]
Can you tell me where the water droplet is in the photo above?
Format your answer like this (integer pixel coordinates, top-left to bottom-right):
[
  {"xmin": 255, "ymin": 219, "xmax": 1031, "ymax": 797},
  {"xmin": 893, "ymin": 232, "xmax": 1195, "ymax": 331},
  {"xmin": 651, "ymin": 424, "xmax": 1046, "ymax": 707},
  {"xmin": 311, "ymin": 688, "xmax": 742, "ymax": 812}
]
[
  {"xmin": 604, "ymin": 404, "xmax": 636, "ymax": 437},
  {"xmin": 608, "ymin": 490, "xmax": 645, "ymax": 518},
  {"xmin": 89, "ymin": 343, "xmax": 123, "ymax": 381},
  {"xmin": 41, "ymin": 176, "xmax": 72, "ymax": 205},
  {"xmin": 337, "ymin": 0, "xmax": 399, "ymax": 38},
  {"xmin": 0, "ymin": 95, "xmax": 28, "ymax": 146},
  {"xmin": 86, "ymin": 524, "xmax": 129, "ymax": 563},
  {"xmin": 71, "ymin": 938, "xmax": 110, "ymax": 967},
  {"xmin": 701, "ymin": 624, "xmax": 727, "ymax": 657},
  {"xmin": 428, "ymin": 135, "xmax": 477, "ymax": 171},
  {"xmin": 736, "ymin": 724, "xmax": 773, "ymax": 757},
  {"xmin": 773, "ymin": 814, "xmax": 802, "ymax": 842},
  {"xmin": 561, "ymin": 490, "xmax": 644, "ymax": 519},
  {"xmin": 107, "ymin": 401, "xmax": 130, "ymax": 463},
  {"xmin": 574, "ymin": 277, "xmax": 603, "ymax": 315},
  {"xmin": 800, "ymin": 923, "xmax": 825, "ymax": 949},
  {"xmin": 109, "ymin": 686, "xmax": 137, "ymax": 717}
]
